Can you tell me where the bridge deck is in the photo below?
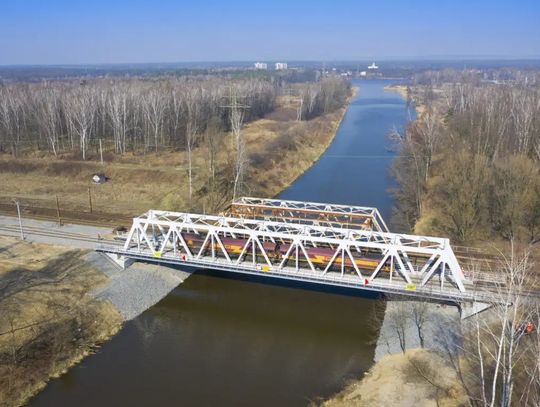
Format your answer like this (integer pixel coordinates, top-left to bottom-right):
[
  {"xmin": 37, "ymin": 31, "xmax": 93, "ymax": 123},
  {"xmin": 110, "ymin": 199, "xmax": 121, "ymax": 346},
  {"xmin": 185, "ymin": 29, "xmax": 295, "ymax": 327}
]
[
  {"xmin": 99, "ymin": 198, "xmax": 510, "ymax": 305},
  {"xmin": 98, "ymin": 244, "xmax": 496, "ymax": 304}
]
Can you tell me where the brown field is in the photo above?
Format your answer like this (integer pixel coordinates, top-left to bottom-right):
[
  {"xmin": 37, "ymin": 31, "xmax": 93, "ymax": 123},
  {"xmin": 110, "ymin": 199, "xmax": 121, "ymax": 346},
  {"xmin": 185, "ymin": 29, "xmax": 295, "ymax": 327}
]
[
  {"xmin": 0, "ymin": 93, "xmax": 352, "ymax": 406},
  {"xmin": 0, "ymin": 236, "xmax": 122, "ymax": 406},
  {"xmin": 0, "ymin": 94, "xmax": 350, "ymax": 221}
]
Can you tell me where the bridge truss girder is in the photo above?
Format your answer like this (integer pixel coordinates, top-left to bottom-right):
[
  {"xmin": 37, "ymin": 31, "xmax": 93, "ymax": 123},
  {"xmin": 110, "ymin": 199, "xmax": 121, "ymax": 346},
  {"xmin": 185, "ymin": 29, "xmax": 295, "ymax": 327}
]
[
  {"xmin": 229, "ymin": 197, "xmax": 389, "ymax": 232},
  {"xmin": 122, "ymin": 210, "xmax": 468, "ymax": 293}
]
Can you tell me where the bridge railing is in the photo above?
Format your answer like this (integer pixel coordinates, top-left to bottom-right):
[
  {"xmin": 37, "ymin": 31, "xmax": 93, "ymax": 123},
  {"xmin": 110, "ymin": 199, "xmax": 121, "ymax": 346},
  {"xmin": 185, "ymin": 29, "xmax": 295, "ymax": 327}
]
[{"xmin": 97, "ymin": 244, "xmax": 496, "ymax": 304}]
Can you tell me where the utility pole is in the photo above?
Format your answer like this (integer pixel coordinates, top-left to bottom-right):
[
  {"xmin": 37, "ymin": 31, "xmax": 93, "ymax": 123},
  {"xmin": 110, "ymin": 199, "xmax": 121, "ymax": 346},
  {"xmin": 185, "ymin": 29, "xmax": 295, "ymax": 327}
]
[
  {"xmin": 55, "ymin": 195, "xmax": 62, "ymax": 226},
  {"xmin": 13, "ymin": 199, "xmax": 24, "ymax": 240},
  {"xmin": 88, "ymin": 187, "xmax": 93, "ymax": 213},
  {"xmin": 221, "ymin": 87, "xmax": 250, "ymax": 199},
  {"xmin": 99, "ymin": 139, "xmax": 104, "ymax": 165}
]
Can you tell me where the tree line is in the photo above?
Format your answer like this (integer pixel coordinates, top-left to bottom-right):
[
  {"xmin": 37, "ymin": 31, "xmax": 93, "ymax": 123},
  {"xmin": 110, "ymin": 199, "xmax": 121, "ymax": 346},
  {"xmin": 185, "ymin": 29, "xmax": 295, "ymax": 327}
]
[
  {"xmin": 0, "ymin": 77, "xmax": 278, "ymax": 158},
  {"xmin": 393, "ymin": 70, "xmax": 540, "ymax": 243},
  {"xmin": 0, "ymin": 75, "xmax": 350, "ymax": 208},
  {"xmin": 0, "ymin": 75, "xmax": 350, "ymax": 158}
]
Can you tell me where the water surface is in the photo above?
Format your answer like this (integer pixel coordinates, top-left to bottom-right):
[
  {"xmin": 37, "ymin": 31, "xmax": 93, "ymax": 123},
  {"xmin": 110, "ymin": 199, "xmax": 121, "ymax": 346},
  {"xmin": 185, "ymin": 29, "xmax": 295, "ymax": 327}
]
[{"xmin": 31, "ymin": 79, "xmax": 413, "ymax": 407}]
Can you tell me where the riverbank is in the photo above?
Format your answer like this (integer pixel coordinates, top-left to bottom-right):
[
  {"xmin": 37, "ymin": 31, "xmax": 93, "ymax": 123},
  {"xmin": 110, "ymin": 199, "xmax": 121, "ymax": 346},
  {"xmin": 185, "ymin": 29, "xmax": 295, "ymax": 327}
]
[
  {"xmin": 321, "ymin": 300, "xmax": 465, "ymax": 406},
  {"xmin": 263, "ymin": 86, "xmax": 357, "ymax": 197},
  {"xmin": 0, "ymin": 87, "xmax": 355, "ymax": 406},
  {"xmin": 384, "ymin": 84, "xmax": 427, "ymax": 118},
  {"xmin": 0, "ymin": 89, "xmax": 353, "ymax": 220},
  {"xmin": 320, "ymin": 84, "xmax": 449, "ymax": 406},
  {"xmin": 0, "ymin": 236, "xmax": 122, "ymax": 407},
  {"xmin": 320, "ymin": 349, "xmax": 467, "ymax": 406}
]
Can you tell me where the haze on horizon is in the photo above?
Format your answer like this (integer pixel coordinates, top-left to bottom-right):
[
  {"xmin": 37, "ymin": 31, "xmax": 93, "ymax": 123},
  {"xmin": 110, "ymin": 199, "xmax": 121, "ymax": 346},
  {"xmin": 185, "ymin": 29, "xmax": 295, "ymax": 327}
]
[{"xmin": 1, "ymin": 0, "xmax": 539, "ymax": 65}]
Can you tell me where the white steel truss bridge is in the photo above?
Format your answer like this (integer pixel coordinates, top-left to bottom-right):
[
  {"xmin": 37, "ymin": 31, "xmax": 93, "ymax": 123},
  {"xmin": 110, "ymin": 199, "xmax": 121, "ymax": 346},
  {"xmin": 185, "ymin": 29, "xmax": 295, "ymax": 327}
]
[
  {"xmin": 97, "ymin": 199, "xmax": 500, "ymax": 305},
  {"xmin": 227, "ymin": 197, "xmax": 389, "ymax": 232}
]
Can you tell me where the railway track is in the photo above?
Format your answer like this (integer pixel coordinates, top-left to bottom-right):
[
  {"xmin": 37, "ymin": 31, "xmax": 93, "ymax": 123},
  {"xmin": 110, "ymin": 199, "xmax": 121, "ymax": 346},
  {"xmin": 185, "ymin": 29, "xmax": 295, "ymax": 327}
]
[
  {"xmin": 0, "ymin": 223, "xmax": 120, "ymax": 246},
  {"xmin": 0, "ymin": 204, "xmax": 133, "ymax": 228},
  {"xmin": 2, "ymin": 221, "xmax": 539, "ymax": 300},
  {"xmin": 0, "ymin": 207, "xmax": 505, "ymax": 266}
]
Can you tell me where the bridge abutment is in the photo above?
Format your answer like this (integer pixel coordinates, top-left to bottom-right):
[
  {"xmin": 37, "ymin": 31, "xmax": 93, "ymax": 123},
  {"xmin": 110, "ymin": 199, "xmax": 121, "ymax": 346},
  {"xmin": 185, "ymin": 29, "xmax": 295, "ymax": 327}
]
[
  {"xmin": 459, "ymin": 301, "xmax": 492, "ymax": 320},
  {"xmin": 375, "ymin": 300, "xmax": 462, "ymax": 361},
  {"xmin": 105, "ymin": 252, "xmax": 134, "ymax": 269}
]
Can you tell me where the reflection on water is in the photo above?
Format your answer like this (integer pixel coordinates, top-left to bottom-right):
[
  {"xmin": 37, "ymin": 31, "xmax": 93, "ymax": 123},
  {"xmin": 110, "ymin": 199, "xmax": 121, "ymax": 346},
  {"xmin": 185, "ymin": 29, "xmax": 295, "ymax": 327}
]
[{"xmin": 31, "ymin": 79, "xmax": 413, "ymax": 407}]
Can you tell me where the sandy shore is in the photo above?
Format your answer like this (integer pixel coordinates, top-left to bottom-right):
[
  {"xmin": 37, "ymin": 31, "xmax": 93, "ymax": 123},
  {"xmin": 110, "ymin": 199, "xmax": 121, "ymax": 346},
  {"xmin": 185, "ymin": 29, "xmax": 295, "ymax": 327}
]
[
  {"xmin": 384, "ymin": 84, "xmax": 409, "ymax": 100},
  {"xmin": 385, "ymin": 83, "xmax": 427, "ymax": 119}
]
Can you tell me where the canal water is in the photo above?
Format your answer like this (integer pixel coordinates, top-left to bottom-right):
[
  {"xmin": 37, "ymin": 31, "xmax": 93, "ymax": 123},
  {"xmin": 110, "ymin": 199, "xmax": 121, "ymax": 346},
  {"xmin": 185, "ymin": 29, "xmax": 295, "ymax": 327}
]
[{"xmin": 31, "ymin": 79, "xmax": 414, "ymax": 407}]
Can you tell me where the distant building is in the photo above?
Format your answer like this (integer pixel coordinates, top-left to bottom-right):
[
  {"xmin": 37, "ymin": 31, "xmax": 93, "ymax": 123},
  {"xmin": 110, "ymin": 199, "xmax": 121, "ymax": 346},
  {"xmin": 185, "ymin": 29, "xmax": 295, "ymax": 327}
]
[
  {"xmin": 360, "ymin": 71, "xmax": 367, "ymax": 77},
  {"xmin": 275, "ymin": 62, "xmax": 288, "ymax": 70},
  {"xmin": 368, "ymin": 62, "xmax": 379, "ymax": 70},
  {"xmin": 254, "ymin": 62, "xmax": 267, "ymax": 70}
]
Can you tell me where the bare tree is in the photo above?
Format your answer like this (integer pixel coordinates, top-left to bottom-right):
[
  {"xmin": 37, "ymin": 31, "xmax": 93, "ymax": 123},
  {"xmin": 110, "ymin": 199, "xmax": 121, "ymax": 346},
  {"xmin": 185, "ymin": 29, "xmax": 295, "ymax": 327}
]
[
  {"xmin": 184, "ymin": 87, "xmax": 203, "ymax": 202},
  {"xmin": 410, "ymin": 301, "xmax": 430, "ymax": 348},
  {"xmin": 228, "ymin": 90, "xmax": 247, "ymax": 200},
  {"xmin": 142, "ymin": 88, "xmax": 167, "ymax": 153},
  {"xmin": 436, "ymin": 246, "xmax": 540, "ymax": 407},
  {"xmin": 35, "ymin": 86, "xmax": 62, "ymax": 156},
  {"xmin": 204, "ymin": 115, "xmax": 223, "ymax": 184},
  {"xmin": 108, "ymin": 85, "xmax": 130, "ymax": 154},
  {"xmin": 66, "ymin": 87, "xmax": 96, "ymax": 160}
]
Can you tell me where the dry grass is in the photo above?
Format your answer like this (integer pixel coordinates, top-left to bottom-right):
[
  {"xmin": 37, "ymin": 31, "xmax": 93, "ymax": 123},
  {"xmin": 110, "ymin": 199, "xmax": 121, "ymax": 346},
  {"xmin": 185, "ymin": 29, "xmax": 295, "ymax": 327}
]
[
  {"xmin": 0, "ymin": 236, "xmax": 122, "ymax": 407},
  {"xmin": 0, "ymin": 95, "xmax": 350, "ymax": 218},
  {"xmin": 320, "ymin": 349, "xmax": 467, "ymax": 407},
  {"xmin": 0, "ymin": 96, "xmax": 350, "ymax": 405},
  {"xmin": 385, "ymin": 84, "xmax": 409, "ymax": 100}
]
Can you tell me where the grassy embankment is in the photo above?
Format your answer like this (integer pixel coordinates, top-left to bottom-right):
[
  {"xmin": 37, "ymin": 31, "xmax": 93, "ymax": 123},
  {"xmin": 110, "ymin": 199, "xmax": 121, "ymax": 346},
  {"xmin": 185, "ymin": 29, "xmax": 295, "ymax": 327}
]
[
  {"xmin": 321, "ymin": 86, "xmax": 466, "ymax": 407},
  {"xmin": 0, "ymin": 90, "xmax": 354, "ymax": 406},
  {"xmin": 0, "ymin": 236, "xmax": 122, "ymax": 406},
  {"xmin": 320, "ymin": 349, "xmax": 467, "ymax": 407},
  {"xmin": 384, "ymin": 84, "xmax": 427, "ymax": 118},
  {"xmin": 334, "ymin": 83, "xmax": 539, "ymax": 407},
  {"xmin": 0, "ymin": 92, "xmax": 353, "ymax": 222}
]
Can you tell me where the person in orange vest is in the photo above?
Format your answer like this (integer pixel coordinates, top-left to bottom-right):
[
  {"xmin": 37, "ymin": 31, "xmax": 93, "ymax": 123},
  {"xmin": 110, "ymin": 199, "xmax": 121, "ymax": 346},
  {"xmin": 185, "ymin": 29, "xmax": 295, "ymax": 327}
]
[{"xmin": 526, "ymin": 322, "xmax": 535, "ymax": 334}]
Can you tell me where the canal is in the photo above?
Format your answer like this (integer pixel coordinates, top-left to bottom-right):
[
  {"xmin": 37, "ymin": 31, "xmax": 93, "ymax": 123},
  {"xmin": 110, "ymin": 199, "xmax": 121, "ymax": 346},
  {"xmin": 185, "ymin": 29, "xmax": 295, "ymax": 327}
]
[{"xmin": 31, "ymin": 79, "xmax": 414, "ymax": 407}]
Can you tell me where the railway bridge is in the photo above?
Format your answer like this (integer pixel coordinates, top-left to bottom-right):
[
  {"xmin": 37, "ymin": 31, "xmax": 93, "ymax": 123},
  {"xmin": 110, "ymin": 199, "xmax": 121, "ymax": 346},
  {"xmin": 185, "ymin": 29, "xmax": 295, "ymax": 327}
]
[{"xmin": 97, "ymin": 197, "xmax": 504, "ymax": 316}]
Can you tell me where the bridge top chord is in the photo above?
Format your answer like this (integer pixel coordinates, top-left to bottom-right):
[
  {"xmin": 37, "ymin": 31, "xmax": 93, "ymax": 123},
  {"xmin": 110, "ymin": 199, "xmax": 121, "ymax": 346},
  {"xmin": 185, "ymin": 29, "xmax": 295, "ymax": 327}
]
[
  {"xmin": 139, "ymin": 209, "xmax": 448, "ymax": 251},
  {"xmin": 228, "ymin": 197, "xmax": 389, "ymax": 233}
]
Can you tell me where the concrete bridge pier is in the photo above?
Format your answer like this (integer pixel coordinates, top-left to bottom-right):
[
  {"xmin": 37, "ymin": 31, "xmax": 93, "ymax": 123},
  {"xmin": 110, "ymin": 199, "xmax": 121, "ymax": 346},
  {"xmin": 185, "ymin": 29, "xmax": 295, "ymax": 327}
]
[
  {"xmin": 459, "ymin": 301, "xmax": 492, "ymax": 320},
  {"xmin": 105, "ymin": 252, "xmax": 134, "ymax": 269}
]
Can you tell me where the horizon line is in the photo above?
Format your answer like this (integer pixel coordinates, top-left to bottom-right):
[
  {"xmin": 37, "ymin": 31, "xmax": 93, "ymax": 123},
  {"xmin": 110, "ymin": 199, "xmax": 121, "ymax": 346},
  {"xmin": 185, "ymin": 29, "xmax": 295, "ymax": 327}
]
[{"xmin": 2, "ymin": 55, "xmax": 540, "ymax": 68}]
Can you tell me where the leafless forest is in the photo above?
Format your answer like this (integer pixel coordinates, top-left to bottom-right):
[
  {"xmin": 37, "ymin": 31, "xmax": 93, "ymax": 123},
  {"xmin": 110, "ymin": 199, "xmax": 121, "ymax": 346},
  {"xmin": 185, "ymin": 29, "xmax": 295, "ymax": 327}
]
[
  {"xmin": 393, "ymin": 70, "xmax": 540, "ymax": 244},
  {"xmin": 0, "ymin": 75, "xmax": 349, "ymax": 209},
  {"xmin": 0, "ymin": 75, "xmax": 349, "ymax": 158}
]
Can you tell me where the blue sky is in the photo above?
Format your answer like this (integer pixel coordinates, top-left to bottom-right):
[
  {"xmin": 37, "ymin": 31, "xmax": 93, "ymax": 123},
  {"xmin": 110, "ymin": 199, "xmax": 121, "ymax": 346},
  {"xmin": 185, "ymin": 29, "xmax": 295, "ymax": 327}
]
[{"xmin": 1, "ymin": 0, "xmax": 539, "ymax": 65}]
